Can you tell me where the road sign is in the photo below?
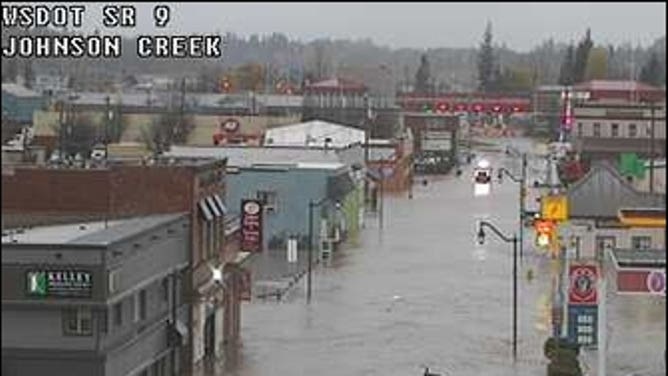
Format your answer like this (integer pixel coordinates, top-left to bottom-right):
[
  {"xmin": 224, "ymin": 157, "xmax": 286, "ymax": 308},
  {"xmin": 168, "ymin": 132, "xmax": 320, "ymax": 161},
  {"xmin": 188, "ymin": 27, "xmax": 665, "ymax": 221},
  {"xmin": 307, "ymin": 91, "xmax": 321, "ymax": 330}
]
[
  {"xmin": 541, "ymin": 194, "xmax": 568, "ymax": 221},
  {"xmin": 567, "ymin": 304, "xmax": 598, "ymax": 349},
  {"xmin": 286, "ymin": 238, "xmax": 298, "ymax": 263},
  {"xmin": 568, "ymin": 264, "xmax": 598, "ymax": 305},
  {"xmin": 646, "ymin": 270, "xmax": 666, "ymax": 295}
]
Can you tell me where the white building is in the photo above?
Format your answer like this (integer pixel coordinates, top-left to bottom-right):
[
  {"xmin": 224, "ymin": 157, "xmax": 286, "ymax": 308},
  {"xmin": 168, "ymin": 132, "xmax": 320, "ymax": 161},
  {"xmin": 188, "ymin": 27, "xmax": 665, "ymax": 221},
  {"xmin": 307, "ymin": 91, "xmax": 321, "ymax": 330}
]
[{"xmin": 263, "ymin": 119, "xmax": 366, "ymax": 148}]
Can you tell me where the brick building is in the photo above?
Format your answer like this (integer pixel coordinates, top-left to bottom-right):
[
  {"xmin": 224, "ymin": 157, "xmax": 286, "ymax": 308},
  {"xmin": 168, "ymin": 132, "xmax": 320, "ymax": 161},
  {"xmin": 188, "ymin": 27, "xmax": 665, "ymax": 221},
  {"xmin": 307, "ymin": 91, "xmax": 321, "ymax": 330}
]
[{"xmin": 1, "ymin": 159, "xmax": 248, "ymax": 374}]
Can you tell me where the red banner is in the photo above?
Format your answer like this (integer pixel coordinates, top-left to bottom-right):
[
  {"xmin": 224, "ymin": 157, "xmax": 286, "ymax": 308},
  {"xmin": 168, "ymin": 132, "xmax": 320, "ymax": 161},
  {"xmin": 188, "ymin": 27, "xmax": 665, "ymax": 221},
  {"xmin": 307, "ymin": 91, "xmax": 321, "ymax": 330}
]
[
  {"xmin": 240, "ymin": 199, "xmax": 263, "ymax": 252},
  {"xmin": 617, "ymin": 269, "xmax": 666, "ymax": 295},
  {"xmin": 568, "ymin": 264, "xmax": 598, "ymax": 305}
]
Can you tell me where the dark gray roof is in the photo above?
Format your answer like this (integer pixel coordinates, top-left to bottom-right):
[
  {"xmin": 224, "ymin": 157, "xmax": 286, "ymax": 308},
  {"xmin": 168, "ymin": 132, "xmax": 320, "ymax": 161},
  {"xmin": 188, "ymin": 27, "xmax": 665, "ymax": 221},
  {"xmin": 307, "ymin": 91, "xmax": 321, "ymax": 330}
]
[
  {"xmin": 610, "ymin": 248, "xmax": 665, "ymax": 268},
  {"xmin": 567, "ymin": 160, "xmax": 665, "ymax": 218},
  {"xmin": 166, "ymin": 146, "xmax": 343, "ymax": 167},
  {"xmin": 70, "ymin": 213, "xmax": 187, "ymax": 245}
]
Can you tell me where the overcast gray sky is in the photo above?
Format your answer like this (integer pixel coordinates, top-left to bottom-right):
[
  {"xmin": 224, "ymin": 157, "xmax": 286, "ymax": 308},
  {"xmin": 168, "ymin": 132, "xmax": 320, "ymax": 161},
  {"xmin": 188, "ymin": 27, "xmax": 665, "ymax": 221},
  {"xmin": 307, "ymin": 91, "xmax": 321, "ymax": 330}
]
[{"xmin": 10, "ymin": 2, "xmax": 667, "ymax": 50}]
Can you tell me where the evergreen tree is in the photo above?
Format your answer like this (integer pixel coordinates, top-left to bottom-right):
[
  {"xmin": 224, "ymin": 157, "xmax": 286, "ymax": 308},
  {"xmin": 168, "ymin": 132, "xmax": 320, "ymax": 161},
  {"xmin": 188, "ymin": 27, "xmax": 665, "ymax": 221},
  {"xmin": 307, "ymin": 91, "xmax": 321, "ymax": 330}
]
[
  {"xmin": 477, "ymin": 21, "xmax": 496, "ymax": 93},
  {"xmin": 573, "ymin": 29, "xmax": 593, "ymax": 83},
  {"xmin": 22, "ymin": 59, "xmax": 35, "ymax": 89},
  {"xmin": 558, "ymin": 44, "xmax": 575, "ymax": 85},
  {"xmin": 415, "ymin": 54, "xmax": 431, "ymax": 93},
  {"xmin": 639, "ymin": 52, "xmax": 662, "ymax": 86},
  {"xmin": 2, "ymin": 59, "xmax": 18, "ymax": 83}
]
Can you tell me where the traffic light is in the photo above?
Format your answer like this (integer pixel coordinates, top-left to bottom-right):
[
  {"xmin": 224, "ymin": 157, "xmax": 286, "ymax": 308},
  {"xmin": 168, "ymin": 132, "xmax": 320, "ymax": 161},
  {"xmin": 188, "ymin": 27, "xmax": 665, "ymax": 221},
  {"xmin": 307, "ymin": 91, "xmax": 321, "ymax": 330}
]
[
  {"xmin": 534, "ymin": 219, "xmax": 556, "ymax": 249},
  {"xmin": 422, "ymin": 103, "xmax": 433, "ymax": 113}
]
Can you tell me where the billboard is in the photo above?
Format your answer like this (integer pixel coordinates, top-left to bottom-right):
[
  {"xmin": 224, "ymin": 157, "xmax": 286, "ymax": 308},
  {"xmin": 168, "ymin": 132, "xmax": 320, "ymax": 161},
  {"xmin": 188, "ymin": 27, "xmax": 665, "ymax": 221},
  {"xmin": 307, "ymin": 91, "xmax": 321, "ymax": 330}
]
[{"xmin": 241, "ymin": 199, "xmax": 263, "ymax": 252}]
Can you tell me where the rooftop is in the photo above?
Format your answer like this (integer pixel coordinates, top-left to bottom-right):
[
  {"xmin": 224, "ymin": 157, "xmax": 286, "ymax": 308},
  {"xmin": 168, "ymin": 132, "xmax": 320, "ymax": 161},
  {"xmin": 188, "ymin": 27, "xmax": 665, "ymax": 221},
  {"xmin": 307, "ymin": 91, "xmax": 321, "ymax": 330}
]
[
  {"xmin": 610, "ymin": 248, "xmax": 666, "ymax": 268},
  {"xmin": 264, "ymin": 120, "xmax": 365, "ymax": 148},
  {"xmin": 573, "ymin": 80, "xmax": 664, "ymax": 92},
  {"xmin": 166, "ymin": 145, "xmax": 344, "ymax": 168},
  {"xmin": 567, "ymin": 160, "xmax": 665, "ymax": 219},
  {"xmin": 1, "ymin": 83, "xmax": 42, "ymax": 98},
  {"xmin": 1, "ymin": 213, "xmax": 186, "ymax": 247}
]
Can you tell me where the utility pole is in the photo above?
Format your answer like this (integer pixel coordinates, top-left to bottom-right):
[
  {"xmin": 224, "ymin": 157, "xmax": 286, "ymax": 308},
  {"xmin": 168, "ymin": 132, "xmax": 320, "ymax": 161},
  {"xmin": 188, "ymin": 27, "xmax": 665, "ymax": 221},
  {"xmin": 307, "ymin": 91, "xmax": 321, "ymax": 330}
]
[
  {"xmin": 649, "ymin": 102, "xmax": 656, "ymax": 193},
  {"xmin": 58, "ymin": 99, "xmax": 65, "ymax": 163},
  {"xmin": 104, "ymin": 95, "xmax": 110, "ymax": 162},
  {"xmin": 179, "ymin": 77, "xmax": 186, "ymax": 142},
  {"xmin": 364, "ymin": 93, "xmax": 370, "ymax": 207}
]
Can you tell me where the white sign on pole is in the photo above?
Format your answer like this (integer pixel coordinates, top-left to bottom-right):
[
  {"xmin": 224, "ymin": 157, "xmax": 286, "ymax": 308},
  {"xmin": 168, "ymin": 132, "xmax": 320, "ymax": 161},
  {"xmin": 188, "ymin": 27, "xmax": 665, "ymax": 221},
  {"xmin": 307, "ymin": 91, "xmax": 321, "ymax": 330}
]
[{"xmin": 286, "ymin": 238, "xmax": 298, "ymax": 263}]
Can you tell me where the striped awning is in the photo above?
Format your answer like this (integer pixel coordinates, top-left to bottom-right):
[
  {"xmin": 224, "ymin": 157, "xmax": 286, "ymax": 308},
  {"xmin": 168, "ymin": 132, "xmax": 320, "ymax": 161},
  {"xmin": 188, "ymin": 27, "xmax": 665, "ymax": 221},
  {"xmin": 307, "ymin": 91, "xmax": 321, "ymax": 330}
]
[
  {"xmin": 212, "ymin": 194, "xmax": 228, "ymax": 215},
  {"xmin": 198, "ymin": 199, "xmax": 213, "ymax": 221},
  {"xmin": 206, "ymin": 196, "xmax": 221, "ymax": 217}
]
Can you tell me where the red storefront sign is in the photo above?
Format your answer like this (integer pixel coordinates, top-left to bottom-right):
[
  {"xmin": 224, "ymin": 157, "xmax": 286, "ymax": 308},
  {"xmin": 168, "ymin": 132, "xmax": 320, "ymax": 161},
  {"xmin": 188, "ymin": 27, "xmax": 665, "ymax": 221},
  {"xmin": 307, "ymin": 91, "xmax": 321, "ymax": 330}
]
[
  {"xmin": 240, "ymin": 199, "xmax": 263, "ymax": 252},
  {"xmin": 568, "ymin": 264, "xmax": 598, "ymax": 305},
  {"xmin": 617, "ymin": 269, "xmax": 666, "ymax": 295}
]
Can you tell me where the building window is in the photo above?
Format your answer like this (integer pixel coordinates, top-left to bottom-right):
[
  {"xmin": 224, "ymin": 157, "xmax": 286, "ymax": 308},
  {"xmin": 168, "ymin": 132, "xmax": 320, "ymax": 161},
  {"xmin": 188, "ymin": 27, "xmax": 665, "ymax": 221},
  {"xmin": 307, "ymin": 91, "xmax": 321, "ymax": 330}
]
[
  {"xmin": 577, "ymin": 123, "xmax": 583, "ymax": 137},
  {"xmin": 139, "ymin": 289, "xmax": 147, "ymax": 320},
  {"xmin": 631, "ymin": 236, "xmax": 652, "ymax": 250},
  {"xmin": 63, "ymin": 307, "xmax": 93, "ymax": 336},
  {"xmin": 162, "ymin": 278, "xmax": 169, "ymax": 302},
  {"xmin": 595, "ymin": 236, "xmax": 616, "ymax": 259},
  {"xmin": 257, "ymin": 190, "xmax": 278, "ymax": 212},
  {"xmin": 611, "ymin": 123, "xmax": 619, "ymax": 137},
  {"xmin": 593, "ymin": 123, "xmax": 601, "ymax": 137},
  {"xmin": 113, "ymin": 302, "xmax": 123, "ymax": 326},
  {"xmin": 629, "ymin": 123, "xmax": 637, "ymax": 138}
]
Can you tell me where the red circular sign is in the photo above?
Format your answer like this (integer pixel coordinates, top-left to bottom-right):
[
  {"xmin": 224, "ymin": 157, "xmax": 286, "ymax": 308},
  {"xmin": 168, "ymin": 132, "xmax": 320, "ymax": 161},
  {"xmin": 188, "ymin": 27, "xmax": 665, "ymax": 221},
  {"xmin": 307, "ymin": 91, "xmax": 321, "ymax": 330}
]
[
  {"xmin": 646, "ymin": 270, "xmax": 666, "ymax": 295},
  {"xmin": 222, "ymin": 118, "xmax": 240, "ymax": 132},
  {"xmin": 569, "ymin": 265, "xmax": 598, "ymax": 304}
]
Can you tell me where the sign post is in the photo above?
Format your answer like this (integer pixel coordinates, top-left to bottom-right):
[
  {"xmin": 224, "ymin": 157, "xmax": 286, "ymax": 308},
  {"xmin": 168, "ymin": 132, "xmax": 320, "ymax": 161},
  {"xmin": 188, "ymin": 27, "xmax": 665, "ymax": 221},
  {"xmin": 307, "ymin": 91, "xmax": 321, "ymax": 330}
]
[
  {"xmin": 566, "ymin": 263, "xmax": 599, "ymax": 349},
  {"xmin": 241, "ymin": 199, "xmax": 263, "ymax": 253}
]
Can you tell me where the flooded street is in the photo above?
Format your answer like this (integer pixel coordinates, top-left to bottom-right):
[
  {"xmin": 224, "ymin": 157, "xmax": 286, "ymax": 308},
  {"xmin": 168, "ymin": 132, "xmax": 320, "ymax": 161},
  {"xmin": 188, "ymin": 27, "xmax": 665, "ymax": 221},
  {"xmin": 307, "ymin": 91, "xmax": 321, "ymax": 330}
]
[{"xmin": 221, "ymin": 139, "xmax": 665, "ymax": 376}]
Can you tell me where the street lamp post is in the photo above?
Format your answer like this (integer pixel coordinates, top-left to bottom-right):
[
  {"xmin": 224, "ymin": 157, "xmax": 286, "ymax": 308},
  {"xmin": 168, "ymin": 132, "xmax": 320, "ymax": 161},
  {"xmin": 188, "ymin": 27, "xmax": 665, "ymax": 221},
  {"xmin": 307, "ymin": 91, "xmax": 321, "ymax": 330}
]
[
  {"xmin": 497, "ymin": 153, "xmax": 527, "ymax": 260},
  {"xmin": 476, "ymin": 220, "xmax": 518, "ymax": 361},
  {"xmin": 307, "ymin": 197, "xmax": 329, "ymax": 304}
]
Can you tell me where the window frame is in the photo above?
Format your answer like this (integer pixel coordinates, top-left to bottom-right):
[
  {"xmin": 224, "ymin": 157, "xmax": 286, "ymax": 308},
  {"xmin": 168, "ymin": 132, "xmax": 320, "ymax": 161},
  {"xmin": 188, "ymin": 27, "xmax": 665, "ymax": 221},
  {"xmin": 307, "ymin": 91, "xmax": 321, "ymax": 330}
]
[
  {"xmin": 611, "ymin": 123, "xmax": 619, "ymax": 138},
  {"xmin": 593, "ymin": 123, "xmax": 601, "ymax": 137},
  {"xmin": 62, "ymin": 307, "xmax": 93, "ymax": 336},
  {"xmin": 113, "ymin": 301, "xmax": 123, "ymax": 327},
  {"xmin": 629, "ymin": 123, "xmax": 637, "ymax": 138},
  {"xmin": 631, "ymin": 236, "xmax": 652, "ymax": 250},
  {"xmin": 139, "ymin": 289, "xmax": 147, "ymax": 321}
]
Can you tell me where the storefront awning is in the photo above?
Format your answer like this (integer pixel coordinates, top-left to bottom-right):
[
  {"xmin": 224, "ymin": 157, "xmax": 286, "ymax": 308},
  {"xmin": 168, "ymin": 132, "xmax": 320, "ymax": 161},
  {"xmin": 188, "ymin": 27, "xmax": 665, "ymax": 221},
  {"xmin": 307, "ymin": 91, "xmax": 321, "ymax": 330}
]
[
  {"xmin": 618, "ymin": 208, "xmax": 666, "ymax": 228},
  {"xmin": 206, "ymin": 196, "xmax": 222, "ymax": 217},
  {"xmin": 198, "ymin": 199, "xmax": 213, "ymax": 221},
  {"xmin": 213, "ymin": 194, "xmax": 228, "ymax": 215}
]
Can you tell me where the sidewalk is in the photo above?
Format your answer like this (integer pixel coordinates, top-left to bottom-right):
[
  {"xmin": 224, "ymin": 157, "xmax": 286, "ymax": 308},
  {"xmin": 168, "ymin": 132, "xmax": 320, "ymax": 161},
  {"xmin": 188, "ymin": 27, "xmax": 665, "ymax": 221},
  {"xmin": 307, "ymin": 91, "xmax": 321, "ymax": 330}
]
[{"xmin": 246, "ymin": 248, "xmax": 313, "ymax": 300}]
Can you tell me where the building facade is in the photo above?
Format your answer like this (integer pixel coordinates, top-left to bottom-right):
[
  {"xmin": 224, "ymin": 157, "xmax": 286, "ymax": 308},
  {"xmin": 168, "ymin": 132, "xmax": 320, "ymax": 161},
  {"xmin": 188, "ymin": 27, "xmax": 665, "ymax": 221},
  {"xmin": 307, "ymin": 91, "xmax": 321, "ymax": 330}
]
[
  {"xmin": 1, "ymin": 159, "xmax": 246, "ymax": 374},
  {"xmin": 1, "ymin": 214, "xmax": 190, "ymax": 376},
  {"xmin": 562, "ymin": 161, "xmax": 665, "ymax": 260},
  {"xmin": 1, "ymin": 83, "xmax": 46, "ymax": 124},
  {"xmin": 571, "ymin": 100, "xmax": 666, "ymax": 162}
]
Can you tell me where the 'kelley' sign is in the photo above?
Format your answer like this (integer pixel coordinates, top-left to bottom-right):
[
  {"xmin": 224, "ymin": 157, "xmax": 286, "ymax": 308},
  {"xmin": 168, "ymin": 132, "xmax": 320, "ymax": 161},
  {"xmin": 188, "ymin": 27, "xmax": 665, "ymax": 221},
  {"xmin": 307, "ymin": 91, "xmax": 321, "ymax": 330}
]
[
  {"xmin": 241, "ymin": 199, "xmax": 263, "ymax": 252},
  {"xmin": 26, "ymin": 270, "xmax": 93, "ymax": 298}
]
